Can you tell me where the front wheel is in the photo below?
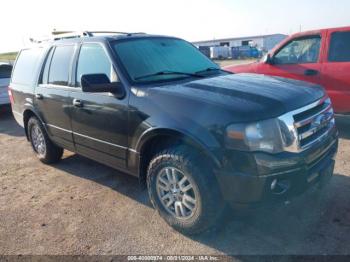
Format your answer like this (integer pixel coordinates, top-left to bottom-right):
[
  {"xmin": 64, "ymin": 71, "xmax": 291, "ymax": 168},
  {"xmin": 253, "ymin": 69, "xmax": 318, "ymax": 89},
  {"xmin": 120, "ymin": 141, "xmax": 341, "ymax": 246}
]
[
  {"xmin": 147, "ymin": 146, "xmax": 225, "ymax": 235},
  {"xmin": 27, "ymin": 117, "xmax": 63, "ymax": 164}
]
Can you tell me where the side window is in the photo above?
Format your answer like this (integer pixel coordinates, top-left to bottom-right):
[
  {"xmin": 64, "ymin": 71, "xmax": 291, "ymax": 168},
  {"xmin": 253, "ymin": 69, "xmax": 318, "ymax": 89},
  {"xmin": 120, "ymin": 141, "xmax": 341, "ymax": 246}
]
[
  {"xmin": 0, "ymin": 65, "xmax": 12, "ymax": 79},
  {"xmin": 274, "ymin": 36, "xmax": 321, "ymax": 65},
  {"xmin": 11, "ymin": 48, "xmax": 43, "ymax": 85},
  {"xmin": 329, "ymin": 31, "xmax": 350, "ymax": 62},
  {"xmin": 76, "ymin": 44, "xmax": 117, "ymax": 86},
  {"xmin": 48, "ymin": 45, "xmax": 75, "ymax": 86}
]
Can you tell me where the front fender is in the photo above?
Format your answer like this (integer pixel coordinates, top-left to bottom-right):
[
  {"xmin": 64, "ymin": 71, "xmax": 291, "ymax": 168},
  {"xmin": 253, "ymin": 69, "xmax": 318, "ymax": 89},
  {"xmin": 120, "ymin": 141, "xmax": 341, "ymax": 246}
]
[{"xmin": 134, "ymin": 123, "xmax": 223, "ymax": 169}]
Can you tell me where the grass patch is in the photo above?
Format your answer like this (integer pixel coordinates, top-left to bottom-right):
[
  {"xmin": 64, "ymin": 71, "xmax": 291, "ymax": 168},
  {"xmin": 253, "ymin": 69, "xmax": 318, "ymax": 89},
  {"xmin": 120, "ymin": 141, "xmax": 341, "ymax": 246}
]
[{"xmin": 0, "ymin": 52, "xmax": 18, "ymax": 62}]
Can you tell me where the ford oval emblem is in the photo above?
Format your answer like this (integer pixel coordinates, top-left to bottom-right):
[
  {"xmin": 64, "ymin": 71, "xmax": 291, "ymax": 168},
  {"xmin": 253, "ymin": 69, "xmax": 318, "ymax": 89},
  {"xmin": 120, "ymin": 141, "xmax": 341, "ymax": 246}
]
[{"xmin": 312, "ymin": 112, "xmax": 331, "ymax": 129}]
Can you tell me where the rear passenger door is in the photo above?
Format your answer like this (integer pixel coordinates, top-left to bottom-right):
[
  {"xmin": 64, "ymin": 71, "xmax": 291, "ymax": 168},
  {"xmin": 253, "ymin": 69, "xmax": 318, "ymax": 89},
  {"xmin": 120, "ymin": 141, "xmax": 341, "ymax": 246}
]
[
  {"xmin": 322, "ymin": 29, "xmax": 350, "ymax": 113},
  {"xmin": 70, "ymin": 43, "xmax": 129, "ymax": 169},
  {"xmin": 35, "ymin": 44, "xmax": 76, "ymax": 151}
]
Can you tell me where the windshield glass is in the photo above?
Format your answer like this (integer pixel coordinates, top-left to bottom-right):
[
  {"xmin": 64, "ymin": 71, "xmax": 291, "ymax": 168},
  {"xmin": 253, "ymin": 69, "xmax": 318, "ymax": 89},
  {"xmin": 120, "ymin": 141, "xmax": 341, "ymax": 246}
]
[{"xmin": 112, "ymin": 38, "xmax": 219, "ymax": 83}]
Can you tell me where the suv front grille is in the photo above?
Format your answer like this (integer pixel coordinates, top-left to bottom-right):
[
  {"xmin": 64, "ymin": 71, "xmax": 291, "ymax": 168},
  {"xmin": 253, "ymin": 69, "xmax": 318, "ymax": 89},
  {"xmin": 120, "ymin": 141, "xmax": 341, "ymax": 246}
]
[{"xmin": 293, "ymin": 98, "xmax": 334, "ymax": 149}]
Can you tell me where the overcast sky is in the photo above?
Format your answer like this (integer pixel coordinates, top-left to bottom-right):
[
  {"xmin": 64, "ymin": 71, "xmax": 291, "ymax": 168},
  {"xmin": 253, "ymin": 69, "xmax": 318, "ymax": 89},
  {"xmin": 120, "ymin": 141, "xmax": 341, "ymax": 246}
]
[{"xmin": 0, "ymin": 0, "xmax": 349, "ymax": 53}]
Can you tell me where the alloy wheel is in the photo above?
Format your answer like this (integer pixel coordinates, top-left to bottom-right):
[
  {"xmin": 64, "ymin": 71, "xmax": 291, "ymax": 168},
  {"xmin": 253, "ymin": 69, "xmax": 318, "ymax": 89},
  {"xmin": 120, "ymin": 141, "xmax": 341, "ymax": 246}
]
[
  {"xmin": 156, "ymin": 167, "xmax": 198, "ymax": 219},
  {"xmin": 31, "ymin": 125, "xmax": 46, "ymax": 157}
]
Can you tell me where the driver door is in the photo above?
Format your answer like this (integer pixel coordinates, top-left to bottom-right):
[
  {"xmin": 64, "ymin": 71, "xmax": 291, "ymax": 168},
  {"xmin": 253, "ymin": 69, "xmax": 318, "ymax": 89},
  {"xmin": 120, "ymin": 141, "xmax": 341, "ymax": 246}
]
[
  {"xmin": 70, "ymin": 43, "xmax": 129, "ymax": 170},
  {"xmin": 257, "ymin": 36, "xmax": 323, "ymax": 85}
]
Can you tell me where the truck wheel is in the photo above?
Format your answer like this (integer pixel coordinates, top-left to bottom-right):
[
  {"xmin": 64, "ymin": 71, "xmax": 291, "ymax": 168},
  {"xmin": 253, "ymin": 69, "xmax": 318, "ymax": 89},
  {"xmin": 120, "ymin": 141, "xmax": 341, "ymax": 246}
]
[
  {"xmin": 147, "ymin": 146, "xmax": 225, "ymax": 235},
  {"xmin": 27, "ymin": 117, "xmax": 63, "ymax": 164}
]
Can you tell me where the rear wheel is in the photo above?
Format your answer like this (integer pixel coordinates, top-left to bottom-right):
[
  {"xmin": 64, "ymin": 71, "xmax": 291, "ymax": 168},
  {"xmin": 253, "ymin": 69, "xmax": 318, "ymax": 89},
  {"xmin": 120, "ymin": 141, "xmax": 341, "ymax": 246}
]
[
  {"xmin": 147, "ymin": 146, "xmax": 225, "ymax": 235},
  {"xmin": 27, "ymin": 117, "xmax": 63, "ymax": 164}
]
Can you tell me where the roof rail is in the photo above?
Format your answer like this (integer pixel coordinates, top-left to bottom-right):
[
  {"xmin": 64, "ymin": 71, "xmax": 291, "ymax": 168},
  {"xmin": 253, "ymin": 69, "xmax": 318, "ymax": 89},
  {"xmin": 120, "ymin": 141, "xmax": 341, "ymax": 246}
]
[
  {"xmin": 29, "ymin": 31, "xmax": 87, "ymax": 43},
  {"xmin": 82, "ymin": 31, "xmax": 146, "ymax": 36},
  {"xmin": 29, "ymin": 30, "xmax": 146, "ymax": 44},
  {"xmin": 52, "ymin": 30, "xmax": 146, "ymax": 39},
  {"xmin": 51, "ymin": 31, "xmax": 90, "ymax": 40}
]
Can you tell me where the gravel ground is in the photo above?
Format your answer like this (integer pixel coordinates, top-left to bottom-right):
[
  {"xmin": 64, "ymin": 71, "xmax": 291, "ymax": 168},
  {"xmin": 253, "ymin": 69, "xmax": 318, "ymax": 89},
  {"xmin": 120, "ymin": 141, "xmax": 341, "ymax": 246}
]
[{"xmin": 0, "ymin": 109, "xmax": 349, "ymax": 256}]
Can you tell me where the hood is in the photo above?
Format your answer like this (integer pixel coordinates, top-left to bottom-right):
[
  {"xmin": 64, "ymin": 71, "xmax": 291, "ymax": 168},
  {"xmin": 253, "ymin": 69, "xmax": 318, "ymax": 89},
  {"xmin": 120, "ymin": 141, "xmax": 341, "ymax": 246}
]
[{"xmin": 149, "ymin": 73, "xmax": 325, "ymax": 123}]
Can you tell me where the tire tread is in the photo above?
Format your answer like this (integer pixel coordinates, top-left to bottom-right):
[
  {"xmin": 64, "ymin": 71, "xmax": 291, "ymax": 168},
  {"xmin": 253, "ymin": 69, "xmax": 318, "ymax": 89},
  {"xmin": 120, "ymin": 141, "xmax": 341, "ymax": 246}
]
[
  {"xmin": 147, "ymin": 145, "xmax": 224, "ymax": 235},
  {"xmin": 28, "ymin": 117, "xmax": 63, "ymax": 164}
]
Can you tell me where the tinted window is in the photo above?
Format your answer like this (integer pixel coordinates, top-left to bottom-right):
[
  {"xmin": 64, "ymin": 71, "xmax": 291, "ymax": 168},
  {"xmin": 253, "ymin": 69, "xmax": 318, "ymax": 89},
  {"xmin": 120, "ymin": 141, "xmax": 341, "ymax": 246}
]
[
  {"xmin": 112, "ymin": 38, "xmax": 217, "ymax": 83},
  {"xmin": 274, "ymin": 36, "xmax": 321, "ymax": 64},
  {"xmin": 329, "ymin": 31, "xmax": 350, "ymax": 62},
  {"xmin": 76, "ymin": 44, "xmax": 117, "ymax": 86},
  {"xmin": 48, "ymin": 45, "xmax": 74, "ymax": 86},
  {"xmin": 41, "ymin": 48, "xmax": 54, "ymax": 84},
  {"xmin": 0, "ymin": 64, "xmax": 12, "ymax": 79},
  {"xmin": 11, "ymin": 48, "xmax": 43, "ymax": 84}
]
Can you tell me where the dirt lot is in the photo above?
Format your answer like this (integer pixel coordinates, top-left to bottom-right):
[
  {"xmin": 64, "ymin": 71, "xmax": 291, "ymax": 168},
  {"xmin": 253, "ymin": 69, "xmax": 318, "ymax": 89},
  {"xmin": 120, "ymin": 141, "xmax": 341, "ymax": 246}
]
[
  {"xmin": 215, "ymin": 59, "xmax": 257, "ymax": 68},
  {"xmin": 0, "ymin": 109, "xmax": 350, "ymax": 256}
]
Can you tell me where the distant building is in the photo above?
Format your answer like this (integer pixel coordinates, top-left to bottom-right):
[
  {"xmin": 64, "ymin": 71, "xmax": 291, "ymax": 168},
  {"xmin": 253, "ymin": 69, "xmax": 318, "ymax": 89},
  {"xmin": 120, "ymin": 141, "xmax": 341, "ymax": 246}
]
[{"xmin": 192, "ymin": 34, "xmax": 287, "ymax": 52}]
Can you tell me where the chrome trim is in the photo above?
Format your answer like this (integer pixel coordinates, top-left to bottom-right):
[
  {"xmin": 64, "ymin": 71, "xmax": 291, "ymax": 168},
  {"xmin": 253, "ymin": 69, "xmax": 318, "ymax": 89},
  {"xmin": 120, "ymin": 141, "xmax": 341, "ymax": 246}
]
[
  {"xmin": 258, "ymin": 167, "xmax": 303, "ymax": 178},
  {"xmin": 73, "ymin": 132, "xmax": 128, "ymax": 150},
  {"xmin": 46, "ymin": 124, "xmax": 134, "ymax": 151},
  {"xmin": 294, "ymin": 103, "xmax": 333, "ymax": 128},
  {"xmin": 305, "ymin": 136, "xmax": 337, "ymax": 166},
  {"xmin": 277, "ymin": 97, "xmax": 335, "ymax": 153},
  {"xmin": 129, "ymin": 148, "xmax": 139, "ymax": 154},
  {"xmin": 300, "ymin": 119, "xmax": 335, "ymax": 149},
  {"xmin": 298, "ymin": 112, "xmax": 334, "ymax": 140},
  {"xmin": 47, "ymin": 124, "xmax": 72, "ymax": 133},
  {"xmin": 39, "ymin": 84, "xmax": 78, "ymax": 90}
]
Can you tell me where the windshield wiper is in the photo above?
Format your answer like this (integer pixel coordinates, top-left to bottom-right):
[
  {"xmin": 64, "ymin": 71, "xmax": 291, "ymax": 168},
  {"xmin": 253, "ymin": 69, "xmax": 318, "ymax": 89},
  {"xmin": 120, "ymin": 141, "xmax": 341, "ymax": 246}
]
[
  {"xmin": 134, "ymin": 70, "xmax": 204, "ymax": 81},
  {"xmin": 195, "ymin": 67, "xmax": 232, "ymax": 75}
]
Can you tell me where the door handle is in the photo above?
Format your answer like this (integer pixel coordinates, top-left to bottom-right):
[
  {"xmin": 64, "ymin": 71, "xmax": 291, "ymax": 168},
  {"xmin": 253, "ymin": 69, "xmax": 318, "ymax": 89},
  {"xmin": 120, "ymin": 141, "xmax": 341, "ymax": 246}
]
[
  {"xmin": 35, "ymin": 94, "xmax": 43, "ymax": 100},
  {"xmin": 304, "ymin": 69, "xmax": 319, "ymax": 76},
  {"xmin": 73, "ymin": 99, "xmax": 83, "ymax": 107}
]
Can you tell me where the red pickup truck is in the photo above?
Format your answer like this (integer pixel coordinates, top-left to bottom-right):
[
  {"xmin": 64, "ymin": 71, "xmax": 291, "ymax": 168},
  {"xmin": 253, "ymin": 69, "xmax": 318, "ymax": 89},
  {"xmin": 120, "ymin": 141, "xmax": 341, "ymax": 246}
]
[{"xmin": 226, "ymin": 26, "xmax": 350, "ymax": 114}]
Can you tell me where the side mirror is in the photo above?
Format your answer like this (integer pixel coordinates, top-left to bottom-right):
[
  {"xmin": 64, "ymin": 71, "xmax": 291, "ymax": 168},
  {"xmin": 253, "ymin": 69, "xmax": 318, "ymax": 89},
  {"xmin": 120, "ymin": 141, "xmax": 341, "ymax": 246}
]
[
  {"xmin": 263, "ymin": 54, "xmax": 274, "ymax": 65},
  {"xmin": 81, "ymin": 74, "xmax": 125, "ymax": 99}
]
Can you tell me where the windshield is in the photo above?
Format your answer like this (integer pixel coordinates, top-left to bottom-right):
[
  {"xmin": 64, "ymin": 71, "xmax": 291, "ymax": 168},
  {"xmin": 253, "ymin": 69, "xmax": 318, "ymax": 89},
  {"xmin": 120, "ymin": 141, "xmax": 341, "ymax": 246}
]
[{"xmin": 112, "ymin": 38, "xmax": 219, "ymax": 83}]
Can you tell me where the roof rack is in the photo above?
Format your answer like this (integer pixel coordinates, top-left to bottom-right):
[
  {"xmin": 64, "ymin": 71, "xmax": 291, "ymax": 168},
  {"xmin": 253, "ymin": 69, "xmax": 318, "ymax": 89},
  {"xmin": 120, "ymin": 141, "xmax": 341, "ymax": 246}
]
[
  {"xmin": 30, "ymin": 30, "xmax": 146, "ymax": 43},
  {"xmin": 83, "ymin": 31, "xmax": 146, "ymax": 36},
  {"xmin": 52, "ymin": 30, "xmax": 146, "ymax": 39}
]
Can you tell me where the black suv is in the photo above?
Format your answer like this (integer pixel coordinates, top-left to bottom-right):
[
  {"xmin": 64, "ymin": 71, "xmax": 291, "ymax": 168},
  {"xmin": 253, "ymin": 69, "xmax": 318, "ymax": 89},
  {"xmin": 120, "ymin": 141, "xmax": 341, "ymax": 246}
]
[{"xmin": 9, "ymin": 31, "xmax": 338, "ymax": 234}]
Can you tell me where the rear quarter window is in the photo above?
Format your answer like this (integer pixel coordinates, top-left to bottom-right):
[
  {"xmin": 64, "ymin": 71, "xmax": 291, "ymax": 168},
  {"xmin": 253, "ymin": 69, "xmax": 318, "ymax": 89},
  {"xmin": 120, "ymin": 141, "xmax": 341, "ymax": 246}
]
[
  {"xmin": 329, "ymin": 31, "xmax": 350, "ymax": 62},
  {"xmin": 0, "ymin": 64, "xmax": 12, "ymax": 79},
  {"xmin": 11, "ymin": 48, "xmax": 44, "ymax": 85},
  {"xmin": 48, "ymin": 45, "xmax": 75, "ymax": 86}
]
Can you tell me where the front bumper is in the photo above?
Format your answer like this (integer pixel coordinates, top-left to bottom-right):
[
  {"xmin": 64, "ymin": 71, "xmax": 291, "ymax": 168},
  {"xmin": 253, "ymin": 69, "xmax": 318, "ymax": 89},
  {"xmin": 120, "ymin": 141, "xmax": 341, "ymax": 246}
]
[{"xmin": 215, "ymin": 129, "xmax": 338, "ymax": 207}]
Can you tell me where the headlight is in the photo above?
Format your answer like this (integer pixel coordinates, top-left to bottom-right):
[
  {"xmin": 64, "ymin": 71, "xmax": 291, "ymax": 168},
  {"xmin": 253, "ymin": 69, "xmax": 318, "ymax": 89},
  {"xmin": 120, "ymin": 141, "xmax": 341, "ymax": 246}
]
[{"xmin": 226, "ymin": 118, "xmax": 291, "ymax": 153}]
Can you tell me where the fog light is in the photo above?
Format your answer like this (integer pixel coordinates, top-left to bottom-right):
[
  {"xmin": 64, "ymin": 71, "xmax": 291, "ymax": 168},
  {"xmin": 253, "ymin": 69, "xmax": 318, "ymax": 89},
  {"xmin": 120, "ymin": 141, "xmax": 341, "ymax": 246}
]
[
  {"xmin": 271, "ymin": 179, "xmax": 278, "ymax": 190},
  {"xmin": 271, "ymin": 179, "xmax": 290, "ymax": 195}
]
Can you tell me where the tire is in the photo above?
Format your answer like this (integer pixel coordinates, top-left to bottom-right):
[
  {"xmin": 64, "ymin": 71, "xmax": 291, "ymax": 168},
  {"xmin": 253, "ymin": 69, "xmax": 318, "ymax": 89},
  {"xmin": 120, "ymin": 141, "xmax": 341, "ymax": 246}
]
[
  {"xmin": 147, "ymin": 145, "xmax": 225, "ymax": 235},
  {"xmin": 27, "ymin": 117, "xmax": 63, "ymax": 164}
]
